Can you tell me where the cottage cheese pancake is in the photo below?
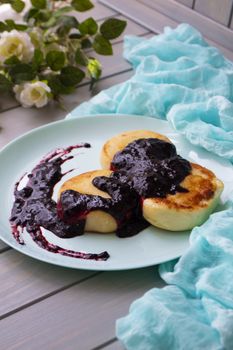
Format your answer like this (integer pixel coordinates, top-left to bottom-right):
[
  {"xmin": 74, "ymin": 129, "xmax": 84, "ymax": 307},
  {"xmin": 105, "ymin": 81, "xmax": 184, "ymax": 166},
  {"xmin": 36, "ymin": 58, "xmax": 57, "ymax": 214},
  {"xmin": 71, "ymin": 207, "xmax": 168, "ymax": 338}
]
[
  {"xmin": 101, "ymin": 130, "xmax": 223, "ymax": 231},
  {"xmin": 143, "ymin": 163, "xmax": 223, "ymax": 231},
  {"xmin": 59, "ymin": 170, "xmax": 117, "ymax": 233}
]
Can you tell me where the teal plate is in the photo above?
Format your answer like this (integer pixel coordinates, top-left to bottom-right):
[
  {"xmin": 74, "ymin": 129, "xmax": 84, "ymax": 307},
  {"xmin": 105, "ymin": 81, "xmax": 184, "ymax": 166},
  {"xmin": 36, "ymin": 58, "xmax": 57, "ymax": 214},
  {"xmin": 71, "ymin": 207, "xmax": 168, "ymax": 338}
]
[{"xmin": 0, "ymin": 115, "xmax": 232, "ymax": 270}]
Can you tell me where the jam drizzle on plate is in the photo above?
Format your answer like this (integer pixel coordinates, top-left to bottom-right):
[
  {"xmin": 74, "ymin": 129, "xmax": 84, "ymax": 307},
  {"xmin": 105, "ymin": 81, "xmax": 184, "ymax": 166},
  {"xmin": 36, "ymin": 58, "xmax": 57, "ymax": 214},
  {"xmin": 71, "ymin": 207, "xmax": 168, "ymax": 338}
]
[{"xmin": 10, "ymin": 143, "xmax": 109, "ymax": 261}]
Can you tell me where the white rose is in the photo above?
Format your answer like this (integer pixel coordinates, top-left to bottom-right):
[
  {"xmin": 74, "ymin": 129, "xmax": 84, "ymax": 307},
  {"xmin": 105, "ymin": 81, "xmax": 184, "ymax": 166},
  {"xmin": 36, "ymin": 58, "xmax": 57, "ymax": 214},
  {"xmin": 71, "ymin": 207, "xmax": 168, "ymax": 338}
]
[
  {"xmin": 14, "ymin": 81, "xmax": 51, "ymax": 108},
  {"xmin": 0, "ymin": 30, "xmax": 34, "ymax": 63}
]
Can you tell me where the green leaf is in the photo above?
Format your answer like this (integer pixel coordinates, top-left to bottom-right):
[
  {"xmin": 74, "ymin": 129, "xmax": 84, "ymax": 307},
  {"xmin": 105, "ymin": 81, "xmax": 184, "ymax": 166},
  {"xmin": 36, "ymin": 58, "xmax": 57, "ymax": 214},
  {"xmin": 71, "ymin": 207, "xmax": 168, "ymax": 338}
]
[
  {"xmin": 75, "ymin": 49, "xmax": 88, "ymax": 66},
  {"xmin": 14, "ymin": 23, "xmax": 28, "ymax": 31},
  {"xmin": 87, "ymin": 58, "xmax": 101, "ymax": 80},
  {"xmin": 47, "ymin": 75, "xmax": 74, "ymax": 95},
  {"xmin": 36, "ymin": 9, "xmax": 51, "ymax": 22},
  {"xmin": 54, "ymin": 6, "xmax": 73, "ymax": 17},
  {"xmin": 9, "ymin": 64, "xmax": 36, "ymax": 83},
  {"xmin": 4, "ymin": 55, "xmax": 21, "ymax": 65},
  {"xmin": 57, "ymin": 15, "xmax": 79, "ymax": 36},
  {"xmin": 29, "ymin": 31, "xmax": 41, "ymax": 47},
  {"xmin": 81, "ymin": 38, "xmax": 92, "ymax": 49},
  {"xmin": 79, "ymin": 17, "xmax": 97, "ymax": 35},
  {"xmin": 57, "ymin": 15, "xmax": 79, "ymax": 28},
  {"xmin": 0, "ymin": 74, "xmax": 13, "ymax": 92},
  {"xmin": 71, "ymin": 0, "xmax": 94, "ymax": 12},
  {"xmin": 60, "ymin": 66, "xmax": 85, "ymax": 86},
  {"xmin": 46, "ymin": 51, "xmax": 66, "ymax": 71},
  {"xmin": 41, "ymin": 16, "xmax": 57, "ymax": 29},
  {"xmin": 100, "ymin": 18, "xmax": 127, "ymax": 40},
  {"xmin": 4, "ymin": 19, "xmax": 27, "ymax": 31},
  {"xmin": 0, "ymin": 21, "xmax": 8, "ymax": 32},
  {"xmin": 33, "ymin": 49, "xmax": 44, "ymax": 66},
  {"xmin": 11, "ymin": 0, "xmax": 25, "ymax": 13},
  {"xmin": 31, "ymin": 0, "xmax": 46, "ymax": 10},
  {"xmin": 24, "ymin": 8, "xmax": 39, "ymax": 21},
  {"xmin": 93, "ymin": 34, "xmax": 113, "ymax": 55},
  {"xmin": 69, "ymin": 33, "xmax": 83, "ymax": 39},
  {"xmin": 5, "ymin": 19, "xmax": 16, "ymax": 30}
]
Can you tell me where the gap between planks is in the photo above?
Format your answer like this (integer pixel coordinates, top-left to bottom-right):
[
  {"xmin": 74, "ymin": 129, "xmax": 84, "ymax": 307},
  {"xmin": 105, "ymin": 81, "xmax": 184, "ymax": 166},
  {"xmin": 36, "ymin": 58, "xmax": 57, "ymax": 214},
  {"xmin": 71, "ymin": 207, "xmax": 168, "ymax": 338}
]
[{"xmin": 91, "ymin": 337, "xmax": 125, "ymax": 350}]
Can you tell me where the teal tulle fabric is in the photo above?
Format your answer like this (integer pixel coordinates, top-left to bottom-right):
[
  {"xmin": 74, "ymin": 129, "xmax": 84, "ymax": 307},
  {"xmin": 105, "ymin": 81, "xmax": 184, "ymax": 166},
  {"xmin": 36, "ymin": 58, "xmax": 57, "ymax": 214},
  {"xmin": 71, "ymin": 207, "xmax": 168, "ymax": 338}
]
[{"xmin": 67, "ymin": 24, "xmax": 233, "ymax": 350}]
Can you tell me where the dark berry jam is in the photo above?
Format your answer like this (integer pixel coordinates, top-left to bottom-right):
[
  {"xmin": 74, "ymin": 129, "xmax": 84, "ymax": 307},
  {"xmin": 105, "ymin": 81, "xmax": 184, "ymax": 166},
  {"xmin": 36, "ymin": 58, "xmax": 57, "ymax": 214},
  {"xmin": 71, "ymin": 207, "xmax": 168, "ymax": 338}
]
[
  {"xmin": 59, "ymin": 176, "xmax": 148, "ymax": 239},
  {"xmin": 110, "ymin": 138, "xmax": 191, "ymax": 198},
  {"xmin": 10, "ymin": 144, "xmax": 109, "ymax": 261},
  {"xmin": 10, "ymin": 137, "xmax": 191, "ymax": 262}
]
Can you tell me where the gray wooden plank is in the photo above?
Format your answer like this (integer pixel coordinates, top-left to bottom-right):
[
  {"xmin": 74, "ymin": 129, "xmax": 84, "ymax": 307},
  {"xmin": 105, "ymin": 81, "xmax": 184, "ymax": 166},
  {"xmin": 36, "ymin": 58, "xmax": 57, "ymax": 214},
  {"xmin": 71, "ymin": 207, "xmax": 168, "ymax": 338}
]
[
  {"xmin": 205, "ymin": 38, "xmax": 233, "ymax": 61},
  {"xmin": 0, "ymin": 249, "xmax": 97, "ymax": 318},
  {"xmin": 194, "ymin": 0, "xmax": 233, "ymax": 26},
  {"xmin": 0, "ymin": 101, "xmax": 65, "ymax": 150},
  {"xmin": 0, "ymin": 96, "xmax": 18, "ymax": 112},
  {"xmin": 175, "ymin": 0, "xmax": 193, "ymax": 8},
  {"xmin": 138, "ymin": 0, "xmax": 233, "ymax": 50},
  {"xmin": 0, "ymin": 267, "xmax": 164, "ymax": 350},
  {"xmin": 0, "ymin": 240, "xmax": 9, "ymax": 252},
  {"xmin": 99, "ymin": 6, "xmax": 233, "ymax": 61},
  {"xmin": 0, "ymin": 70, "xmax": 133, "ymax": 150},
  {"xmin": 100, "ymin": 0, "xmax": 233, "ymax": 61},
  {"xmin": 104, "ymin": 0, "xmax": 233, "ymax": 52},
  {"xmin": 100, "ymin": 0, "xmax": 177, "ymax": 33}
]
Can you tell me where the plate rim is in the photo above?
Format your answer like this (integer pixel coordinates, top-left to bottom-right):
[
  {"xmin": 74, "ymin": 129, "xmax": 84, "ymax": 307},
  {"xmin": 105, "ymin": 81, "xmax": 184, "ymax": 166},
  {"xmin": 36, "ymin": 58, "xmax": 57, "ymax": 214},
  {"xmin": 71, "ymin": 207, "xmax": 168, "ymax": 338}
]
[{"xmin": 0, "ymin": 233, "xmax": 185, "ymax": 271}]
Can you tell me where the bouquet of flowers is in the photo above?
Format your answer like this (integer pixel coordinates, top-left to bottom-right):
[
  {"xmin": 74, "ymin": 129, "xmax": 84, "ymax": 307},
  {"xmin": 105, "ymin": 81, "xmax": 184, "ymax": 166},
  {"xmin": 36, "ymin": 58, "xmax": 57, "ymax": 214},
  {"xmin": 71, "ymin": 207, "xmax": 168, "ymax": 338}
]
[{"xmin": 0, "ymin": 0, "xmax": 127, "ymax": 108}]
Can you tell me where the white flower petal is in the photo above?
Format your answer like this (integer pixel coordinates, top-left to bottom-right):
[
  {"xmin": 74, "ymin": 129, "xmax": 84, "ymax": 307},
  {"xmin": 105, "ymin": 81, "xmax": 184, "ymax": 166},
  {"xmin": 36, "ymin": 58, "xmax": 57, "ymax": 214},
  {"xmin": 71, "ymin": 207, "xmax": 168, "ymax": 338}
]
[
  {"xmin": 0, "ymin": 30, "xmax": 34, "ymax": 63},
  {"xmin": 35, "ymin": 95, "xmax": 48, "ymax": 108},
  {"xmin": 14, "ymin": 81, "xmax": 51, "ymax": 108}
]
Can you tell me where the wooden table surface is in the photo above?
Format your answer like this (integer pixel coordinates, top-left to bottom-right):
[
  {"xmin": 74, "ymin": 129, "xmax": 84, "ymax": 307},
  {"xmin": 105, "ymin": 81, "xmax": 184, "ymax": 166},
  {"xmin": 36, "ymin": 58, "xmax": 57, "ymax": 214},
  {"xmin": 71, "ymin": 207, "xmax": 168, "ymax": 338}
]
[{"xmin": 0, "ymin": 1, "xmax": 232, "ymax": 349}]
